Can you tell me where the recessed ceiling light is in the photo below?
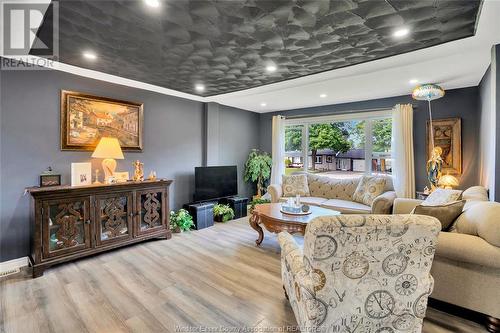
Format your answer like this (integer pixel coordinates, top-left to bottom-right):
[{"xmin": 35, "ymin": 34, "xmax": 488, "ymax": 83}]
[
  {"xmin": 320, "ymin": 93, "xmax": 327, "ymax": 98},
  {"xmin": 260, "ymin": 102, "xmax": 267, "ymax": 107},
  {"xmin": 82, "ymin": 51, "xmax": 97, "ymax": 60},
  {"xmin": 265, "ymin": 64, "xmax": 277, "ymax": 73},
  {"xmin": 393, "ymin": 28, "xmax": 410, "ymax": 38},
  {"xmin": 409, "ymin": 79, "xmax": 419, "ymax": 84},
  {"xmin": 144, "ymin": 0, "xmax": 160, "ymax": 7},
  {"xmin": 194, "ymin": 84, "xmax": 205, "ymax": 92}
]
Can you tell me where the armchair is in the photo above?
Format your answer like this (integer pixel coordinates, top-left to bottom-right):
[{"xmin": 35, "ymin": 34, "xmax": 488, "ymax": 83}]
[{"xmin": 278, "ymin": 214, "xmax": 441, "ymax": 332}]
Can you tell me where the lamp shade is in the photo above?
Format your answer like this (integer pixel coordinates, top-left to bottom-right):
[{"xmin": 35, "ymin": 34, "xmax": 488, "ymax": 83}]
[
  {"xmin": 412, "ymin": 83, "xmax": 445, "ymax": 101},
  {"xmin": 438, "ymin": 174, "xmax": 459, "ymax": 189},
  {"xmin": 91, "ymin": 137, "xmax": 124, "ymax": 159}
]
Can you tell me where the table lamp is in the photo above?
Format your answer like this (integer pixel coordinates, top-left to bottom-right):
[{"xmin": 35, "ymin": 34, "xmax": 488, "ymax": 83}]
[
  {"xmin": 91, "ymin": 137, "xmax": 124, "ymax": 183},
  {"xmin": 438, "ymin": 174, "xmax": 459, "ymax": 189}
]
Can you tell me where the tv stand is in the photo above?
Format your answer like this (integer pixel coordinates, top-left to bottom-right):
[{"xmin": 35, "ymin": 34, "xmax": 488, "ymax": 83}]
[{"xmin": 184, "ymin": 195, "xmax": 248, "ymax": 229}]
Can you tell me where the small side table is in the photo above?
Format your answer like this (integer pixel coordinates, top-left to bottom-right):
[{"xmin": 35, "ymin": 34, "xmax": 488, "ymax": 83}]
[{"xmin": 416, "ymin": 191, "xmax": 430, "ymax": 200}]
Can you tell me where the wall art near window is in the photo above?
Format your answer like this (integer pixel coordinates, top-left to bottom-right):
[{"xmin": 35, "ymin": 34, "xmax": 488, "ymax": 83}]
[
  {"xmin": 61, "ymin": 90, "xmax": 143, "ymax": 151},
  {"xmin": 427, "ymin": 118, "xmax": 462, "ymax": 175},
  {"xmin": 71, "ymin": 162, "xmax": 92, "ymax": 186}
]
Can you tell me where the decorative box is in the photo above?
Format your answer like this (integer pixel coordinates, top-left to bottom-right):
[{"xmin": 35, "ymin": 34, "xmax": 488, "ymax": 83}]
[{"xmin": 39, "ymin": 168, "xmax": 61, "ymax": 187}]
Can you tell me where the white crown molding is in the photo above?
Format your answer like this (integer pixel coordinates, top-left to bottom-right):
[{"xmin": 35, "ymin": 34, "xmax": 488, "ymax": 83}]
[
  {"xmin": 0, "ymin": 256, "xmax": 29, "ymax": 274},
  {"xmin": 1, "ymin": 55, "xmax": 208, "ymax": 103}
]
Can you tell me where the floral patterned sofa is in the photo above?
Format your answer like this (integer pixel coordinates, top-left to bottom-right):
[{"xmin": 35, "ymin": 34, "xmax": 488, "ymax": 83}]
[
  {"xmin": 268, "ymin": 173, "xmax": 397, "ymax": 214},
  {"xmin": 278, "ymin": 214, "xmax": 441, "ymax": 333}
]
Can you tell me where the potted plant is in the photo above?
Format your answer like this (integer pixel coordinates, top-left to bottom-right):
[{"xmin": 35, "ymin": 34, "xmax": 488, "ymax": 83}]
[
  {"xmin": 213, "ymin": 204, "xmax": 235, "ymax": 222},
  {"xmin": 244, "ymin": 149, "xmax": 272, "ymax": 199},
  {"xmin": 249, "ymin": 198, "xmax": 271, "ymax": 214},
  {"xmin": 169, "ymin": 209, "xmax": 194, "ymax": 232}
]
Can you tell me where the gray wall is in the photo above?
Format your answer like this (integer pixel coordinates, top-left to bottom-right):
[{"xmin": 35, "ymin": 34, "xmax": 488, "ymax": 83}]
[
  {"xmin": 259, "ymin": 87, "xmax": 480, "ymax": 192},
  {"xmin": 218, "ymin": 104, "xmax": 260, "ymax": 197},
  {"xmin": 478, "ymin": 65, "xmax": 496, "ymax": 200},
  {"xmin": 0, "ymin": 69, "xmax": 259, "ymax": 262},
  {"xmin": 495, "ymin": 45, "xmax": 500, "ymax": 201}
]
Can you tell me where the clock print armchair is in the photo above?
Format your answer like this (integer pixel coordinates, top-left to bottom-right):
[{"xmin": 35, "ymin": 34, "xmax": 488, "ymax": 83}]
[{"xmin": 278, "ymin": 214, "xmax": 441, "ymax": 333}]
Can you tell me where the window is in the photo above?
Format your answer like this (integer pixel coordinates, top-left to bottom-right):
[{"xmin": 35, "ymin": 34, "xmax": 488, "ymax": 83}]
[
  {"xmin": 284, "ymin": 125, "xmax": 304, "ymax": 175},
  {"xmin": 284, "ymin": 111, "xmax": 392, "ymax": 179}
]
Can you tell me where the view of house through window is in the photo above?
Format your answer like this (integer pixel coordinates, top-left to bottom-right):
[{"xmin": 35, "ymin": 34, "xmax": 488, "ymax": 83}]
[
  {"xmin": 284, "ymin": 125, "xmax": 304, "ymax": 174},
  {"xmin": 284, "ymin": 115, "xmax": 392, "ymax": 179}
]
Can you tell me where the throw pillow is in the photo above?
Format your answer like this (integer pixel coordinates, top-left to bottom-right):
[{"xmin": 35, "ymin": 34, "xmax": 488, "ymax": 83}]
[
  {"xmin": 422, "ymin": 188, "xmax": 462, "ymax": 206},
  {"xmin": 413, "ymin": 200, "xmax": 466, "ymax": 230},
  {"xmin": 453, "ymin": 201, "xmax": 500, "ymax": 247},
  {"xmin": 282, "ymin": 174, "xmax": 310, "ymax": 197},
  {"xmin": 352, "ymin": 176, "xmax": 387, "ymax": 206}
]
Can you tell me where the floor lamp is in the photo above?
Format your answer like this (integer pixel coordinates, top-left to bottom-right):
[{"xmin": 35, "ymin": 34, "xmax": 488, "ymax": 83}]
[{"xmin": 412, "ymin": 83, "xmax": 445, "ymax": 190}]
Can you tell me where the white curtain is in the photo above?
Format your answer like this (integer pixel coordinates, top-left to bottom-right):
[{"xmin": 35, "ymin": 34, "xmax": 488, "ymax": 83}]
[
  {"xmin": 392, "ymin": 104, "xmax": 415, "ymax": 198},
  {"xmin": 270, "ymin": 115, "xmax": 285, "ymax": 185}
]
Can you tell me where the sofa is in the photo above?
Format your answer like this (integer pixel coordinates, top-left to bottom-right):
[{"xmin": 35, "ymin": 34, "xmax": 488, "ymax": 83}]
[
  {"xmin": 393, "ymin": 186, "xmax": 500, "ymax": 329},
  {"xmin": 268, "ymin": 173, "xmax": 397, "ymax": 214},
  {"xmin": 278, "ymin": 214, "xmax": 441, "ymax": 333}
]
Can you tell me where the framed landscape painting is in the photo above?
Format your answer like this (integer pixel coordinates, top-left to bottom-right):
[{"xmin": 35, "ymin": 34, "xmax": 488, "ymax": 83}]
[
  {"xmin": 426, "ymin": 117, "xmax": 462, "ymax": 175},
  {"xmin": 60, "ymin": 90, "xmax": 143, "ymax": 151}
]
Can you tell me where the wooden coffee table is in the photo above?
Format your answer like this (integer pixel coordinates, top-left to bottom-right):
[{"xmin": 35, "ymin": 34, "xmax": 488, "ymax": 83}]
[{"xmin": 249, "ymin": 203, "xmax": 340, "ymax": 245}]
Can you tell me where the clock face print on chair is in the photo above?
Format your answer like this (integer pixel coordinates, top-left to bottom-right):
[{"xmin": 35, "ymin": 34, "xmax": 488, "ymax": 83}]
[
  {"xmin": 395, "ymin": 274, "xmax": 418, "ymax": 296},
  {"xmin": 413, "ymin": 293, "xmax": 430, "ymax": 318},
  {"xmin": 313, "ymin": 235, "xmax": 337, "ymax": 260},
  {"xmin": 342, "ymin": 252, "xmax": 370, "ymax": 279},
  {"xmin": 382, "ymin": 253, "xmax": 408, "ymax": 276},
  {"xmin": 392, "ymin": 313, "xmax": 416, "ymax": 331},
  {"xmin": 365, "ymin": 290, "xmax": 395, "ymax": 319}
]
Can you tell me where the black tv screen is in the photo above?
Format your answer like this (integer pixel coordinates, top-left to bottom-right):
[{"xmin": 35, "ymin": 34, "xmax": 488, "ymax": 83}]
[{"xmin": 194, "ymin": 166, "xmax": 237, "ymax": 201}]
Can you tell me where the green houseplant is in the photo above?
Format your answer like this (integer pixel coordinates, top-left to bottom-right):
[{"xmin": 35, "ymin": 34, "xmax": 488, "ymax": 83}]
[
  {"xmin": 244, "ymin": 149, "xmax": 273, "ymax": 198},
  {"xmin": 169, "ymin": 209, "xmax": 194, "ymax": 232},
  {"xmin": 213, "ymin": 204, "xmax": 235, "ymax": 222}
]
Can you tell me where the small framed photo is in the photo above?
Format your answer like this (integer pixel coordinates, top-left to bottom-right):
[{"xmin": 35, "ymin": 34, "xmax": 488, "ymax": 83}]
[
  {"xmin": 71, "ymin": 163, "xmax": 92, "ymax": 186},
  {"xmin": 114, "ymin": 172, "xmax": 130, "ymax": 183}
]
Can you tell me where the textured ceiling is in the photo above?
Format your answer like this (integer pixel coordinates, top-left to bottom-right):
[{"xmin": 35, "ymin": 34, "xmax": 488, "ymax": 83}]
[{"xmin": 35, "ymin": 0, "xmax": 482, "ymax": 96}]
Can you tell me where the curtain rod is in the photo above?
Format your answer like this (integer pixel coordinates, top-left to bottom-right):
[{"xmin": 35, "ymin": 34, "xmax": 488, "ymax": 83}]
[{"xmin": 284, "ymin": 104, "xmax": 418, "ymax": 120}]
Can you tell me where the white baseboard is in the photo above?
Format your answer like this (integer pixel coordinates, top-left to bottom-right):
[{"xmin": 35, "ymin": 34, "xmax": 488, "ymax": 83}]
[{"xmin": 0, "ymin": 257, "xmax": 29, "ymax": 274}]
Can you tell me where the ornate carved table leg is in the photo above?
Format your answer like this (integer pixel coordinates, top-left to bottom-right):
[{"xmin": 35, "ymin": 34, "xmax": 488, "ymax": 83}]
[{"xmin": 249, "ymin": 213, "xmax": 264, "ymax": 246}]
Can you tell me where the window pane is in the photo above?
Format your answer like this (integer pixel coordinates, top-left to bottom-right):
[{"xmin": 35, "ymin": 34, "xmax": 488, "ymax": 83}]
[
  {"xmin": 307, "ymin": 121, "xmax": 364, "ymax": 179},
  {"xmin": 285, "ymin": 125, "xmax": 303, "ymax": 174},
  {"xmin": 372, "ymin": 118, "xmax": 392, "ymax": 175}
]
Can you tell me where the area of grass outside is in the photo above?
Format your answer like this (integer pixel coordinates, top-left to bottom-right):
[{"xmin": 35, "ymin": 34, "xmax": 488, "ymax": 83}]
[{"xmin": 285, "ymin": 168, "xmax": 322, "ymax": 175}]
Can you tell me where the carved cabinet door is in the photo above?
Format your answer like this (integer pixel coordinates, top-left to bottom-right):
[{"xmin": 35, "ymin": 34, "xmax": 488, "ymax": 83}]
[
  {"xmin": 135, "ymin": 188, "xmax": 167, "ymax": 236},
  {"xmin": 95, "ymin": 192, "xmax": 133, "ymax": 246},
  {"xmin": 42, "ymin": 197, "xmax": 91, "ymax": 259}
]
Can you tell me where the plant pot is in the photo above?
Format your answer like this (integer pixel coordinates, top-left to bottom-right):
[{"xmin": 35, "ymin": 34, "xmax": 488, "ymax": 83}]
[
  {"xmin": 172, "ymin": 226, "xmax": 181, "ymax": 233},
  {"xmin": 214, "ymin": 215, "xmax": 224, "ymax": 223}
]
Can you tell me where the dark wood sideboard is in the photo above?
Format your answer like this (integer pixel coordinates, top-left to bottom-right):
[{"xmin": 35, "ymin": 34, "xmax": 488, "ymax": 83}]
[{"xmin": 27, "ymin": 179, "xmax": 172, "ymax": 277}]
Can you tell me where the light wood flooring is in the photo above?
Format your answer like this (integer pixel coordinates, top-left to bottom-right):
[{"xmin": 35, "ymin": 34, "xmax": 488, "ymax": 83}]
[{"xmin": 0, "ymin": 217, "xmax": 487, "ymax": 333}]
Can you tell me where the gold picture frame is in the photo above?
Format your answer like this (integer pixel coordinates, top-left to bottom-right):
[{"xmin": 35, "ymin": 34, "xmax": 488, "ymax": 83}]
[
  {"xmin": 60, "ymin": 90, "xmax": 143, "ymax": 151},
  {"xmin": 426, "ymin": 117, "xmax": 462, "ymax": 175}
]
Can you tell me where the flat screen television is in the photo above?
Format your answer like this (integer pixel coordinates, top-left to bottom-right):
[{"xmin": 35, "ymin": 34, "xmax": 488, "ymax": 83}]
[{"xmin": 194, "ymin": 166, "xmax": 237, "ymax": 202}]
